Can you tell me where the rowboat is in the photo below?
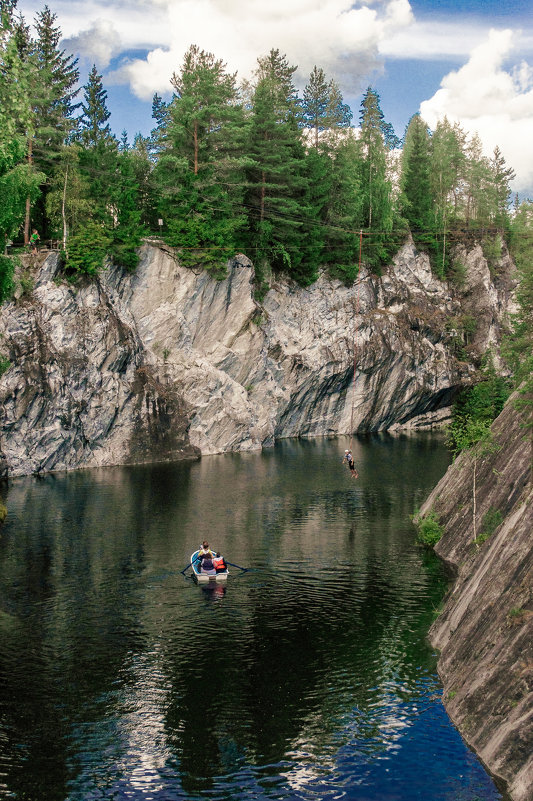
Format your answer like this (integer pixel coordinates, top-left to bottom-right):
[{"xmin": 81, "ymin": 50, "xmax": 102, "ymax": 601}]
[{"xmin": 190, "ymin": 550, "xmax": 229, "ymax": 583}]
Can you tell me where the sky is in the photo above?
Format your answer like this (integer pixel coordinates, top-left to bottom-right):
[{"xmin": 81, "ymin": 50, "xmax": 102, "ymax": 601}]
[{"xmin": 17, "ymin": 0, "xmax": 533, "ymax": 196}]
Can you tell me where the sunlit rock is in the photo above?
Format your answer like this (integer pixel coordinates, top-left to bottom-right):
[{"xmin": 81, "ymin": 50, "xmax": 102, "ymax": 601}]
[{"xmin": 0, "ymin": 240, "xmax": 515, "ymax": 476}]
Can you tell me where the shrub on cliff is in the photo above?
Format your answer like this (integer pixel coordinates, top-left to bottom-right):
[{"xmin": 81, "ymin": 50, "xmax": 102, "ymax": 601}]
[
  {"xmin": 0, "ymin": 255, "xmax": 14, "ymax": 303},
  {"xmin": 413, "ymin": 509, "xmax": 444, "ymax": 546},
  {"xmin": 65, "ymin": 222, "xmax": 111, "ymax": 277}
]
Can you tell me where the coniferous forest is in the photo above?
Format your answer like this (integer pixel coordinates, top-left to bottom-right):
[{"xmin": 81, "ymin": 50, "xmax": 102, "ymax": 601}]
[{"xmin": 0, "ymin": 0, "xmax": 531, "ymax": 366}]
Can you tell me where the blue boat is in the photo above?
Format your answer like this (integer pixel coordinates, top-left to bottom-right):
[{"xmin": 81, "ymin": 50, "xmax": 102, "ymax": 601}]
[{"xmin": 190, "ymin": 550, "xmax": 229, "ymax": 583}]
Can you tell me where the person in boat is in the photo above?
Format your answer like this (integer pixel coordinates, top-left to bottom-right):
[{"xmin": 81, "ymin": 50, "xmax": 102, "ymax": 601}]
[
  {"xmin": 200, "ymin": 552, "xmax": 216, "ymax": 575},
  {"xmin": 198, "ymin": 540, "xmax": 213, "ymax": 558},
  {"xmin": 213, "ymin": 552, "xmax": 227, "ymax": 573},
  {"xmin": 343, "ymin": 449, "xmax": 359, "ymax": 479}
]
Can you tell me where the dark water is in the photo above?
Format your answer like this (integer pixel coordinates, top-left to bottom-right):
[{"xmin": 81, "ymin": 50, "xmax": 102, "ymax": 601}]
[{"xmin": 0, "ymin": 435, "xmax": 503, "ymax": 801}]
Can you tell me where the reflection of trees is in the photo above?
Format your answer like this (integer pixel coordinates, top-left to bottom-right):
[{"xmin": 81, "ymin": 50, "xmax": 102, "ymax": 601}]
[
  {"xmin": 0, "ymin": 434, "xmax": 450, "ymax": 798},
  {"xmin": 0, "ymin": 462, "xmax": 194, "ymax": 799}
]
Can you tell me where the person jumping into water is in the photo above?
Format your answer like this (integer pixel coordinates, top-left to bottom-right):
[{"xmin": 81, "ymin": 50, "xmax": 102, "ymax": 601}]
[{"xmin": 343, "ymin": 449, "xmax": 359, "ymax": 479}]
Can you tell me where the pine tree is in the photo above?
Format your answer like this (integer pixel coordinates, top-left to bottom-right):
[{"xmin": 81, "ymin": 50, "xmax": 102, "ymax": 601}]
[
  {"xmin": 301, "ymin": 66, "xmax": 352, "ymax": 149},
  {"xmin": 168, "ymin": 44, "xmax": 241, "ymax": 174}
]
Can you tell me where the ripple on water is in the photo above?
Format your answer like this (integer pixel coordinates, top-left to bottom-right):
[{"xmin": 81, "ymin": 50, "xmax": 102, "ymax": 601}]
[{"xmin": 0, "ymin": 437, "xmax": 502, "ymax": 801}]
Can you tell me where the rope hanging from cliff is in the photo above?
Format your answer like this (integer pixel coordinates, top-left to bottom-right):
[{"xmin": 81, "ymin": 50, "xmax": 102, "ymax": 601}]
[{"xmin": 345, "ymin": 231, "xmax": 363, "ymax": 480}]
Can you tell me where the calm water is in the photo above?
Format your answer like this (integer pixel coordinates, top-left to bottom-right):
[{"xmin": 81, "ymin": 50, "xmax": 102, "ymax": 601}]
[{"xmin": 0, "ymin": 435, "xmax": 503, "ymax": 801}]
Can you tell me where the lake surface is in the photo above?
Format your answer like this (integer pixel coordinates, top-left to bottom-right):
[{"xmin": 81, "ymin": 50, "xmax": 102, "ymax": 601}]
[{"xmin": 0, "ymin": 434, "xmax": 503, "ymax": 801}]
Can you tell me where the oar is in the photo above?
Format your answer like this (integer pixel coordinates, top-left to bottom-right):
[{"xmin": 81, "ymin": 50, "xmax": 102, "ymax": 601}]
[
  {"xmin": 225, "ymin": 561, "xmax": 249, "ymax": 572},
  {"xmin": 180, "ymin": 561, "xmax": 193, "ymax": 575}
]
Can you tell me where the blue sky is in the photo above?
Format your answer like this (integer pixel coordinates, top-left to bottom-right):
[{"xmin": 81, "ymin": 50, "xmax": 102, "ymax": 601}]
[{"xmin": 18, "ymin": 0, "xmax": 533, "ymax": 194}]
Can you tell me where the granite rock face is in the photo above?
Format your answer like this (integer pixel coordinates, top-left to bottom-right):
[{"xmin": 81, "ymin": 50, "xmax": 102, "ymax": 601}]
[
  {"xmin": 0, "ymin": 240, "xmax": 514, "ymax": 476},
  {"xmin": 420, "ymin": 396, "xmax": 532, "ymax": 801}
]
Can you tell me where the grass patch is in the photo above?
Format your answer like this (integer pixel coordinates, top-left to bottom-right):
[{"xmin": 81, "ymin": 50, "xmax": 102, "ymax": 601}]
[{"xmin": 474, "ymin": 508, "xmax": 503, "ymax": 546}]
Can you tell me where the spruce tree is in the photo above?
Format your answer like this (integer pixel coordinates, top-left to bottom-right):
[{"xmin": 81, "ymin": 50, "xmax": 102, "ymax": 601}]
[
  {"xmin": 77, "ymin": 65, "xmax": 118, "ymax": 222},
  {"xmin": 32, "ymin": 5, "xmax": 79, "ymax": 167},
  {"xmin": 490, "ymin": 146, "xmax": 515, "ymax": 231},
  {"xmin": 155, "ymin": 45, "xmax": 247, "ymax": 273},
  {"xmin": 244, "ymin": 49, "xmax": 310, "ymax": 286},
  {"xmin": 357, "ymin": 87, "xmax": 396, "ymax": 271},
  {"xmin": 0, "ymin": 11, "xmax": 44, "ymax": 246},
  {"xmin": 400, "ymin": 115, "xmax": 433, "ymax": 236},
  {"xmin": 324, "ymin": 132, "xmax": 364, "ymax": 282},
  {"xmin": 401, "ymin": 114, "xmax": 441, "ymax": 270}
]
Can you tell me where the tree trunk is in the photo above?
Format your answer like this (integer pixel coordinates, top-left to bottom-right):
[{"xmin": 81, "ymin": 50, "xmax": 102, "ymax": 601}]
[
  {"xmin": 193, "ymin": 120, "xmax": 198, "ymax": 175},
  {"xmin": 24, "ymin": 137, "xmax": 33, "ymax": 245},
  {"xmin": 260, "ymin": 171, "xmax": 266, "ymax": 222},
  {"xmin": 473, "ymin": 456, "xmax": 477, "ymax": 543},
  {"xmin": 61, "ymin": 164, "xmax": 69, "ymax": 251}
]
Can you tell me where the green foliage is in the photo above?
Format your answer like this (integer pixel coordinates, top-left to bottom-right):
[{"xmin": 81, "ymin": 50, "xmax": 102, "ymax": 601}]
[
  {"xmin": 448, "ymin": 258, "xmax": 467, "ymax": 287},
  {"xmin": 505, "ymin": 201, "xmax": 533, "ymax": 431},
  {"xmin": 401, "ymin": 114, "xmax": 433, "ymax": 238},
  {"xmin": 474, "ymin": 507, "xmax": 503, "ymax": 546},
  {"xmin": 301, "ymin": 65, "xmax": 352, "ymax": 148},
  {"xmin": 0, "ymin": 23, "xmax": 526, "ymax": 295},
  {"xmin": 0, "ymin": 499, "xmax": 6, "ymax": 524},
  {"xmin": 0, "ymin": 255, "xmax": 14, "ymax": 302},
  {"xmin": 0, "ymin": 354, "xmax": 11, "ymax": 376},
  {"xmin": 414, "ymin": 510, "xmax": 444, "ymax": 547},
  {"xmin": 447, "ymin": 415, "xmax": 499, "ymax": 459},
  {"xmin": 244, "ymin": 50, "xmax": 311, "ymax": 284},
  {"xmin": 447, "ymin": 364, "xmax": 510, "ymax": 455},
  {"xmin": 65, "ymin": 222, "xmax": 111, "ymax": 276},
  {"xmin": 18, "ymin": 270, "xmax": 34, "ymax": 297},
  {"xmin": 481, "ymin": 234, "xmax": 503, "ymax": 275},
  {"xmin": 155, "ymin": 45, "xmax": 246, "ymax": 277}
]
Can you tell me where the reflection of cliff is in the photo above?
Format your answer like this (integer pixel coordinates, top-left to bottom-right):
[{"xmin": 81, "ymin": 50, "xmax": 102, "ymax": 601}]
[
  {"xmin": 0, "ymin": 437, "xmax": 492, "ymax": 798},
  {"xmin": 419, "ymin": 395, "xmax": 532, "ymax": 801},
  {"xmin": 0, "ymin": 240, "xmax": 514, "ymax": 476}
]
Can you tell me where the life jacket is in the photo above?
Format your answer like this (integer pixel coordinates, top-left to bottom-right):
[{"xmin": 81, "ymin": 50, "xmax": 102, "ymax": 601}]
[{"xmin": 213, "ymin": 556, "xmax": 225, "ymax": 570}]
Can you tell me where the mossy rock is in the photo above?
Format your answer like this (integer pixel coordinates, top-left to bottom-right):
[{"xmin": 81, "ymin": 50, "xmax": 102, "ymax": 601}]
[{"xmin": 0, "ymin": 501, "xmax": 7, "ymax": 525}]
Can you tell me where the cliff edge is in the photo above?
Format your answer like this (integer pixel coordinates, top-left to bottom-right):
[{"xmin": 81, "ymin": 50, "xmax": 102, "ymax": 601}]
[
  {"xmin": 0, "ymin": 239, "xmax": 514, "ymax": 475},
  {"xmin": 419, "ymin": 396, "xmax": 532, "ymax": 801}
]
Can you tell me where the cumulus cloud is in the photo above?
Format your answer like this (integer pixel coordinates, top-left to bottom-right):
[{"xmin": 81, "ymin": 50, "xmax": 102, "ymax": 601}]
[
  {"xmin": 108, "ymin": 0, "xmax": 414, "ymax": 99},
  {"xmin": 63, "ymin": 19, "xmax": 122, "ymax": 68},
  {"xmin": 420, "ymin": 29, "xmax": 533, "ymax": 194}
]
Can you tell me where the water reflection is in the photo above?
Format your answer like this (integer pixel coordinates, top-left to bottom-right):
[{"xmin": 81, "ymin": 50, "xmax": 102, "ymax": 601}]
[{"xmin": 0, "ymin": 434, "xmax": 503, "ymax": 800}]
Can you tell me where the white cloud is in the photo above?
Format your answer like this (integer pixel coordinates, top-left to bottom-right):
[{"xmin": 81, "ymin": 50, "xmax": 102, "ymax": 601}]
[
  {"xmin": 420, "ymin": 29, "xmax": 533, "ymax": 194},
  {"xmin": 107, "ymin": 0, "xmax": 414, "ymax": 99},
  {"xmin": 63, "ymin": 19, "xmax": 122, "ymax": 68}
]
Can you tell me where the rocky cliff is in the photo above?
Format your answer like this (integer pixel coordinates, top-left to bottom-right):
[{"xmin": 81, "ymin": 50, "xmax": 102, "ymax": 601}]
[
  {"xmin": 0, "ymin": 239, "xmax": 514, "ymax": 476},
  {"xmin": 419, "ymin": 397, "xmax": 532, "ymax": 801}
]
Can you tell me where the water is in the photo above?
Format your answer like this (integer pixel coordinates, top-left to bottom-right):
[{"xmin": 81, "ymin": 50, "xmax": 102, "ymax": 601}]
[{"xmin": 0, "ymin": 434, "xmax": 503, "ymax": 801}]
